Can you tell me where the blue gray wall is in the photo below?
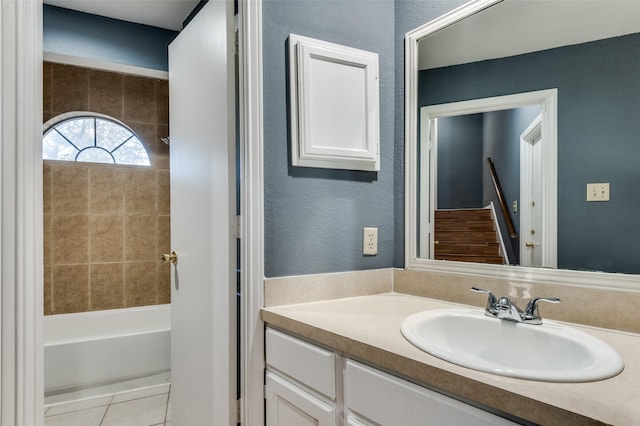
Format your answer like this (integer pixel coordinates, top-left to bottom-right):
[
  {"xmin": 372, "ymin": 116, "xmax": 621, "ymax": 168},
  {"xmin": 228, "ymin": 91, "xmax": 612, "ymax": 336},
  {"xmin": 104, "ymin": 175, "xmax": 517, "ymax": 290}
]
[
  {"xmin": 44, "ymin": 5, "xmax": 178, "ymax": 71},
  {"xmin": 420, "ymin": 33, "xmax": 640, "ymax": 273},
  {"xmin": 436, "ymin": 114, "xmax": 483, "ymax": 209},
  {"xmin": 262, "ymin": 0, "xmax": 395, "ymax": 277}
]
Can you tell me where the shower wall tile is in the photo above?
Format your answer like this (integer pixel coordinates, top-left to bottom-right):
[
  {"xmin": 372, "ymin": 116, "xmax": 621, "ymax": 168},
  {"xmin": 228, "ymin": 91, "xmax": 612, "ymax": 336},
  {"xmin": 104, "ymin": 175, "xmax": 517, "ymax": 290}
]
[
  {"xmin": 152, "ymin": 127, "xmax": 170, "ymax": 170},
  {"xmin": 157, "ymin": 216, "xmax": 171, "ymax": 255},
  {"xmin": 43, "ymin": 162, "xmax": 52, "ymax": 215},
  {"xmin": 52, "ymin": 215, "xmax": 89, "ymax": 264},
  {"xmin": 88, "ymin": 70, "xmax": 124, "ymax": 119},
  {"xmin": 124, "ymin": 168, "xmax": 157, "ymax": 215},
  {"xmin": 51, "ymin": 164, "xmax": 89, "ymax": 215},
  {"xmin": 43, "ymin": 214, "xmax": 52, "ymax": 267},
  {"xmin": 158, "ymin": 263, "xmax": 171, "ymax": 305},
  {"xmin": 51, "ymin": 64, "xmax": 89, "ymax": 112},
  {"xmin": 90, "ymin": 263, "xmax": 125, "ymax": 311},
  {"xmin": 89, "ymin": 216, "xmax": 124, "ymax": 262},
  {"xmin": 53, "ymin": 264, "xmax": 90, "ymax": 314},
  {"xmin": 155, "ymin": 80, "xmax": 169, "ymax": 124},
  {"xmin": 124, "ymin": 76, "xmax": 155, "ymax": 123},
  {"xmin": 45, "ymin": 62, "xmax": 170, "ymax": 315},
  {"xmin": 43, "ymin": 62, "xmax": 52, "ymax": 113},
  {"xmin": 125, "ymin": 215, "xmax": 157, "ymax": 262},
  {"xmin": 44, "ymin": 266, "xmax": 53, "ymax": 315},
  {"xmin": 157, "ymin": 171, "xmax": 170, "ymax": 216},
  {"xmin": 125, "ymin": 262, "xmax": 158, "ymax": 307},
  {"xmin": 89, "ymin": 166, "xmax": 125, "ymax": 214}
]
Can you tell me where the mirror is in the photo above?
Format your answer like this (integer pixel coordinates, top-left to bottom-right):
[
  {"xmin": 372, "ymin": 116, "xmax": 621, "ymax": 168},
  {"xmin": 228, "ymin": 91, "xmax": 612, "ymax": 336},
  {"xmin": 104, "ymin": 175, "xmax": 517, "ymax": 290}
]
[{"xmin": 405, "ymin": 0, "xmax": 640, "ymax": 283}]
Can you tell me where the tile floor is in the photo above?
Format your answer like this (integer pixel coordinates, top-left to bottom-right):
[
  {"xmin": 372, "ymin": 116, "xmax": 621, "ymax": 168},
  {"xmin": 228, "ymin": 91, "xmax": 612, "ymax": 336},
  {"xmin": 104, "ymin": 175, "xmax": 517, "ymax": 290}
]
[{"xmin": 44, "ymin": 383, "xmax": 172, "ymax": 426}]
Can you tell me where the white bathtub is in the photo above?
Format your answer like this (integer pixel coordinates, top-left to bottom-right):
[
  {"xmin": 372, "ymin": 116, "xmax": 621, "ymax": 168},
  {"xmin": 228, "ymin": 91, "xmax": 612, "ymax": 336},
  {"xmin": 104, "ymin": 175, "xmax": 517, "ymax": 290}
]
[{"xmin": 44, "ymin": 304, "xmax": 171, "ymax": 394}]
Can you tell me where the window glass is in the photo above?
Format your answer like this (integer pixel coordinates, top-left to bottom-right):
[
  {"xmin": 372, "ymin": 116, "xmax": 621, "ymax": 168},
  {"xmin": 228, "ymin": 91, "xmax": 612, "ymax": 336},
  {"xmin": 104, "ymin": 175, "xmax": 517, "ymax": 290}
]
[{"xmin": 43, "ymin": 114, "xmax": 151, "ymax": 166}]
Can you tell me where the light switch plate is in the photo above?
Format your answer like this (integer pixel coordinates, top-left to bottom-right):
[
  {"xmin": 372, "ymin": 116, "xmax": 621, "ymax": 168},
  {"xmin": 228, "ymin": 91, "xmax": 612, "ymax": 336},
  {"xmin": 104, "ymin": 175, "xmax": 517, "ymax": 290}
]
[{"xmin": 586, "ymin": 183, "xmax": 610, "ymax": 202}]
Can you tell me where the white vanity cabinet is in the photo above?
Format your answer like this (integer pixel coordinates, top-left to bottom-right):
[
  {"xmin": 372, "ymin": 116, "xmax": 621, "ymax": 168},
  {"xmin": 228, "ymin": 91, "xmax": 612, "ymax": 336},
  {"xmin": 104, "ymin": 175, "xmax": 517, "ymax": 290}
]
[
  {"xmin": 345, "ymin": 360, "xmax": 517, "ymax": 426},
  {"xmin": 265, "ymin": 328, "xmax": 340, "ymax": 426},
  {"xmin": 265, "ymin": 327, "xmax": 518, "ymax": 426}
]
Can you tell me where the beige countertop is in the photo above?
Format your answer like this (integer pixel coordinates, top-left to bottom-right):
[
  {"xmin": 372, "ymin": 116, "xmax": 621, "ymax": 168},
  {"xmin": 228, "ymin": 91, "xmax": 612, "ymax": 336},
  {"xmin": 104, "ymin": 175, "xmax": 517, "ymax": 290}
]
[{"xmin": 261, "ymin": 292, "xmax": 640, "ymax": 426}]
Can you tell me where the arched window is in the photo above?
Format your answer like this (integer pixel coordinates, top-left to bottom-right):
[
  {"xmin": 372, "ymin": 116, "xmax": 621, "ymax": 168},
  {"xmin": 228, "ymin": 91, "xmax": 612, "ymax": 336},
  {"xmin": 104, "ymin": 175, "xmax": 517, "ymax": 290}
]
[{"xmin": 43, "ymin": 113, "xmax": 151, "ymax": 166}]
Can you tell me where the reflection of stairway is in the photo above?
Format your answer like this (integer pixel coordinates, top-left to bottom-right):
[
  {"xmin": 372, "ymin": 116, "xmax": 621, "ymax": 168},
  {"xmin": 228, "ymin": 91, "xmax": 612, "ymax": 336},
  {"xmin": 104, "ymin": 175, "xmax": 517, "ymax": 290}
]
[{"xmin": 434, "ymin": 209, "xmax": 506, "ymax": 265}]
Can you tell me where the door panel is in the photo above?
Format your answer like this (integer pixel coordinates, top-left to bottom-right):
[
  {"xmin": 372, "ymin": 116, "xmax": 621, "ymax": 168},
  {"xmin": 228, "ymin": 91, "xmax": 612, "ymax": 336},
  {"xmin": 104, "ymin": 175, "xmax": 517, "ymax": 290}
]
[{"xmin": 168, "ymin": 1, "xmax": 236, "ymax": 424}]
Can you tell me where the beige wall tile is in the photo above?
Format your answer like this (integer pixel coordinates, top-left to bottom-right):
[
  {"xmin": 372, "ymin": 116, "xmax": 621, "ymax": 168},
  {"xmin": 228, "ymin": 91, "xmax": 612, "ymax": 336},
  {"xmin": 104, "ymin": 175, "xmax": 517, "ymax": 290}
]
[
  {"xmin": 90, "ymin": 263, "xmax": 124, "ymax": 311},
  {"xmin": 52, "ymin": 265, "xmax": 89, "ymax": 314},
  {"xmin": 124, "ymin": 76, "xmax": 155, "ymax": 123},
  {"xmin": 125, "ymin": 262, "xmax": 158, "ymax": 307},
  {"xmin": 43, "ymin": 62, "xmax": 52, "ymax": 113},
  {"xmin": 125, "ymin": 168, "xmax": 157, "ymax": 215},
  {"xmin": 51, "ymin": 64, "xmax": 89, "ymax": 113},
  {"xmin": 158, "ymin": 263, "xmax": 171, "ymax": 305},
  {"xmin": 43, "ymin": 162, "xmax": 52, "ymax": 215},
  {"xmin": 51, "ymin": 163, "xmax": 89, "ymax": 215},
  {"xmin": 155, "ymin": 80, "xmax": 169, "ymax": 125},
  {"xmin": 89, "ymin": 216, "xmax": 124, "ymax": 262},
  {"xmin": 88, "ymin": 69, "xmax": 124, "ymax": 119},
  {"xmin": 157, "ymin": 171, "xmax": 170, "ymax": 216},
  {"xmin": 125, "ymin": 215, "xmax": 157, "ymax": 261},
  {"xmin": 157, "ymin": 216, "xmax": 171, "ymax": 257},
  {"xmin": 89, "ymin": 166, "xmax": 124, "ymax": 214},
  {"xmin": 152, "ymin": 126, "xmax": 170, "ymax": 170},
  {"xmin": 44, "ymin": 266, "xmax": 53, "ymax": 315},
  {"xmin": 43, "ymin": 214, "xmax": 52, "ymax": 267},
  {"xmin": 52, "ymin": 215, "xmax": 89, "ymax": 265}
]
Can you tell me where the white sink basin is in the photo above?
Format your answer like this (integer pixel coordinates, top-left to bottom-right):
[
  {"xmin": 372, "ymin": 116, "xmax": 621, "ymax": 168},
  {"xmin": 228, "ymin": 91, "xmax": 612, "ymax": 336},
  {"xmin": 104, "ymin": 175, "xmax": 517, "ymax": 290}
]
[{"xmin": 401, "ymin": 308, "xmax": 624, "ymax": 382}]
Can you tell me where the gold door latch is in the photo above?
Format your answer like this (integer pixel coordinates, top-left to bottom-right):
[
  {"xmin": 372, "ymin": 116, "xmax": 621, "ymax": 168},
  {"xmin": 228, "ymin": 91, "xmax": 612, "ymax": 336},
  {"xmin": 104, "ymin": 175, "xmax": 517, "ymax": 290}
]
[
  {"xmin": 161, "ymin": 251, "xmax": 178, "ymax": 264},
  {"xmin": 525, "ymin": 241, "xmax": 535, "ymax": 248}
]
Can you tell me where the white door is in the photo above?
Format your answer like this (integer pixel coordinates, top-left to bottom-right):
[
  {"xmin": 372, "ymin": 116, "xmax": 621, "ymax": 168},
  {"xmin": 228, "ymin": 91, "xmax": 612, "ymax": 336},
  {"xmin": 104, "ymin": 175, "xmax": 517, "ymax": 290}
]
[
  {"xmin": 520, "ymin": 116, "xmax": 543, "ymax": 267},
  {"xmin": 168, "ymin": 1, "xmax": 236, "ymax": 424}
]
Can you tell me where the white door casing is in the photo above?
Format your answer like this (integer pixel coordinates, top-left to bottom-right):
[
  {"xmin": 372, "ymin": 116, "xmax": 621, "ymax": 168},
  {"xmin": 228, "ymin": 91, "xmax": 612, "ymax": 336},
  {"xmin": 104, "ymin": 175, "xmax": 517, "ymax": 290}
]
[
  {"xmin": 169, "ymin": 1, "xmax": 236, "ymax": 424},
  {"xmin": 520, "ymin": 115, "xmax": 543, "ymax": 267},
  {"xmin": 417, "ymin": 90, "xmax": 557, "ymax": 269}
]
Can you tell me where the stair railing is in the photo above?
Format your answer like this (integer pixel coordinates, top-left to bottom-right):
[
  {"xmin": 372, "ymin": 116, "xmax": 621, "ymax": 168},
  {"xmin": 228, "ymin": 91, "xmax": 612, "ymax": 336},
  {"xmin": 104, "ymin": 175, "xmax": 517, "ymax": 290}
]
[{"xmin": 486, "ymin": 157, "xmax": 517, "ymax": 238}]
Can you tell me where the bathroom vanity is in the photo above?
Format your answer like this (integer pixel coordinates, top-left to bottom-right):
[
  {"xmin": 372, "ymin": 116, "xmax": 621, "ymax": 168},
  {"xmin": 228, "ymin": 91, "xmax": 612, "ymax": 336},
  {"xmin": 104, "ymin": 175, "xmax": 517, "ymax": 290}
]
[{"xmin": 262, "ymin": 292, "xmax": 640, "ymax": 425}]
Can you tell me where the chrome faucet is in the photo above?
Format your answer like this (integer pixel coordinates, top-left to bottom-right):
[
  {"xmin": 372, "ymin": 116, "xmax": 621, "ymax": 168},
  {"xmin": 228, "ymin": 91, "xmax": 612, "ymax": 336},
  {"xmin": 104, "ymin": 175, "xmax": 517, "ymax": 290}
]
[{"xmin": 471, "ymin": 287, "xmax": 560, "ymax": 325}]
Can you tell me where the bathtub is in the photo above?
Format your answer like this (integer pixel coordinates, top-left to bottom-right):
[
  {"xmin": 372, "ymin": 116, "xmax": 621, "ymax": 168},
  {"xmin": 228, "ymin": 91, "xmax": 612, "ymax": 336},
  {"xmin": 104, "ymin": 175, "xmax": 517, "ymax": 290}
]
[{"xmin": 44, "ymin": 304, "xmax": 171, "ymax": 394}]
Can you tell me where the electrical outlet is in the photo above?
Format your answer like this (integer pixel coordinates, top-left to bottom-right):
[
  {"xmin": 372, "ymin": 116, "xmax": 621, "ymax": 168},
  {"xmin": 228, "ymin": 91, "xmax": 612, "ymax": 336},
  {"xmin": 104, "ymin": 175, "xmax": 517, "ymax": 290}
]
[
  {"xmin": 586, "ymin": 183, "xmax": 610, "ymax": 202},
  {"xmin": 363, "ymin": 227, "xmax": 378, "ymax": 256}
]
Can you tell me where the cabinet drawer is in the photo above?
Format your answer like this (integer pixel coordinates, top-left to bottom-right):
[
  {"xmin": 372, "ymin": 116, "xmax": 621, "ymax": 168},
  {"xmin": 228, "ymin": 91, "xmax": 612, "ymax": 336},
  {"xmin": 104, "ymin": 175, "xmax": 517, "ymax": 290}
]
[
  {"xmin": 266, "ymin": 328, "xmax": 336, "ymax": 399},
  {"xmin": 345, "ymin": 360, "xmax": 516, "ymax": 426}
]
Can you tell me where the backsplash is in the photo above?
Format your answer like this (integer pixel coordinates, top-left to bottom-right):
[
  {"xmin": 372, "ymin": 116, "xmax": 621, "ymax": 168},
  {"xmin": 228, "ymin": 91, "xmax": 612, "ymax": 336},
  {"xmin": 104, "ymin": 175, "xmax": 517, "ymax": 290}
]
[
  {"xmin": 43, "ymin": 62, "xmax": 170, "ymax": 314},
  {"xmin": 264, "ymin": 268, "xmax": 640, "ymax": 334}
]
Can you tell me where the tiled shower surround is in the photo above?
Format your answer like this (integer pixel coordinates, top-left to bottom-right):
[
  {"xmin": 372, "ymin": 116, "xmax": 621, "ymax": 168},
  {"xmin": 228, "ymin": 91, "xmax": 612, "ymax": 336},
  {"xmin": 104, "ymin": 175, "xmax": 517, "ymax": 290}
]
[{"xmin": 43, "ymin": 62, "xmax": 171, "ymax": 314}]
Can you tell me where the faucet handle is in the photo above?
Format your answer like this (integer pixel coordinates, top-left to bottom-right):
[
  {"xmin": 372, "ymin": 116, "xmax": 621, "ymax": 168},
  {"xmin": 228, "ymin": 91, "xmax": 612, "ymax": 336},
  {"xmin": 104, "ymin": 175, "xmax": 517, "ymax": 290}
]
[
  {"xmin": 471, "ymin": 287, "xmax": 497, "ymax": 309},
  {"xmin": 523, "ymin": 297, "xmax": 561, "ymax": 323}
]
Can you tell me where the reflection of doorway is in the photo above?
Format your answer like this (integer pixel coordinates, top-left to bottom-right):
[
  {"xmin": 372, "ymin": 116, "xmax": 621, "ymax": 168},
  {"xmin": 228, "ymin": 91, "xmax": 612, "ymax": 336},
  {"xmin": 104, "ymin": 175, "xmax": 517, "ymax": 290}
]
[
  {"xmin": 419, "ymin": 89, "xmax": 558, "ymax": 268},
  {"xmin": 520, "ymin": 114, "xmax": 543, "ymax": 267}
]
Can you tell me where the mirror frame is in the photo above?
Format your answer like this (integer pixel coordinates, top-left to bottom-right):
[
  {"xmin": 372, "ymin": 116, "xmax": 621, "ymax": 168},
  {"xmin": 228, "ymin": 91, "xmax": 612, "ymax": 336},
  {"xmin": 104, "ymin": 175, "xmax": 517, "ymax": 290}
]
[{"xmin": 404, "ymin": 0, "xmax": 640, "ymax": 291}]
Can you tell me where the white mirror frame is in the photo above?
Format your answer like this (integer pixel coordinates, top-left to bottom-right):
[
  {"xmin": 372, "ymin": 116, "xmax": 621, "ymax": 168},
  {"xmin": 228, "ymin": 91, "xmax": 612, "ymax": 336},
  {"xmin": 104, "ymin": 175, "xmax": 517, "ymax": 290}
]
[{"xmin": 404, "ymin": 0, "xmax": 640, "ymax": 292}]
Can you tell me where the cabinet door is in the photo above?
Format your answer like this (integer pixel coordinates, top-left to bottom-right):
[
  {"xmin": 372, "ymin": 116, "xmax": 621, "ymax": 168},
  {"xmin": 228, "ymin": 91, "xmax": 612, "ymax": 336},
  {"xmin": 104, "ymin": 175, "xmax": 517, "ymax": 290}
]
[
  {"xmin": 266, "ymin": 372, "xmax": 337, "ymax": 426},
  {"xmin": 346, "ymin": 360, "xmax": 517, "ymax": 426}
]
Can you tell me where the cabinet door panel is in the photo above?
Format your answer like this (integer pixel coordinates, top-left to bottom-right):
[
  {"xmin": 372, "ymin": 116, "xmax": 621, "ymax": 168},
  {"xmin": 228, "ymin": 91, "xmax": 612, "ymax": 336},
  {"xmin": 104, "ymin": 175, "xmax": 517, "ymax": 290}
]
[
  {"xmin": 346, "ymin": 360, "xmax": 516, "ymax": 426},
  {"xmin": 266, "ymin": 372, "xmax": 337, "ymax": 426}
]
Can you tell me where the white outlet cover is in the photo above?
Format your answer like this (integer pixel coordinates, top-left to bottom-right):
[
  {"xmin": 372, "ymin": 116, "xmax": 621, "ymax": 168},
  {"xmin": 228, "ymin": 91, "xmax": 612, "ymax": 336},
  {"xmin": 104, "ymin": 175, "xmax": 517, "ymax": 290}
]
[
  {"xmin": 363, "ymin": 227, "xmax": 378, "ymax": 256},
  {"xmin": 586, "ymin": 183, "xmax": 610, "ymax": 202}
]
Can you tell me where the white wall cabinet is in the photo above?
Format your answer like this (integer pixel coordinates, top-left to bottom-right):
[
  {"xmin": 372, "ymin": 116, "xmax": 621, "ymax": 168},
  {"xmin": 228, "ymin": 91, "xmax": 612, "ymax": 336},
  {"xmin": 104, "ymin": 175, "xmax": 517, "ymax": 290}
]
[{"xmin": 265, "ymin": 327, "xmax": 519, "ymax": 426}]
